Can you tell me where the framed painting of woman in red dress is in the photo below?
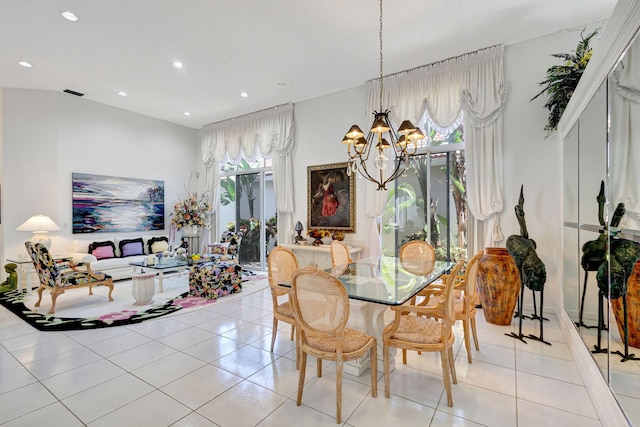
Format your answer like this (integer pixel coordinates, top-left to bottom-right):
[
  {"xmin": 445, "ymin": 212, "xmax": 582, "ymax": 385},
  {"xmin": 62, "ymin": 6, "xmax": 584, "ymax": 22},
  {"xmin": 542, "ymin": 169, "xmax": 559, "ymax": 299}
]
[{"xmin": 307, "ymin": 162, "xmax": 355, "ymax": 232}]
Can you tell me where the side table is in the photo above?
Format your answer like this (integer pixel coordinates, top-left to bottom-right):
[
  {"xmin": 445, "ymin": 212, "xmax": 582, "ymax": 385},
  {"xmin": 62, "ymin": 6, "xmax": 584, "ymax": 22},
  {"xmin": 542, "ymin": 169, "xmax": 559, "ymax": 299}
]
[
  {"xmin": 132, "ymin": 272, "xmax": 157, "ymax": 305},
  {"xmin": 6, "ymin": 258, "xmax": 34, "ymax": 295},
  {"xmin": 7, "ymin": 255, "xmax": 75, "ymax": 295}
]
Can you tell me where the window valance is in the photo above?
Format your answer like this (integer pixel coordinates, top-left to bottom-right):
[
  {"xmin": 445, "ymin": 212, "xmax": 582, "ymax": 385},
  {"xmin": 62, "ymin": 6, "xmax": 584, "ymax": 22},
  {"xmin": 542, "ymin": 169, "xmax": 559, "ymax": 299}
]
[
  {"xmin": 200, "ymin": 102, "xmax": 296, "ymax": 242},
  {"xmin": 365, "ymin": 45, "xmax": 507, "ymax": 247}
]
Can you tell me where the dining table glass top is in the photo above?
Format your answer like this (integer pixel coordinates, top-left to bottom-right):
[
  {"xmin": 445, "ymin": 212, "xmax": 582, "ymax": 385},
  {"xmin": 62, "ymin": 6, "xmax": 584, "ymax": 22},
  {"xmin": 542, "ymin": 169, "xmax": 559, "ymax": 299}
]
[{"xmin": 326, "ymin": 256, "xmax": 455, "ymax": 306}]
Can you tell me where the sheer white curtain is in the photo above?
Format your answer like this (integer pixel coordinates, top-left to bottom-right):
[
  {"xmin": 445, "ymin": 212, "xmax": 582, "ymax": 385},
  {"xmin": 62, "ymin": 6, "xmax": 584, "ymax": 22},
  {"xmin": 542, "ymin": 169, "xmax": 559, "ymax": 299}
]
[
  {"xmin": 366, "ymin": 45, "xmax": 507, "ymax": 248},
  {"xmin": 200, "ymin": 103, "xmax": 295, "ymax": 243}
]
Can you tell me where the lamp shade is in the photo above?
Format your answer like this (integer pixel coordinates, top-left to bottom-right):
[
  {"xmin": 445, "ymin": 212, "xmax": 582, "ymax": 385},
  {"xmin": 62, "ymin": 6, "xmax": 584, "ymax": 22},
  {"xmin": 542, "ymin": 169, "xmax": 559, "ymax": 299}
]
[{"xmin": 16, "ymin": 215, "xmax": 61, "ymax": 232}]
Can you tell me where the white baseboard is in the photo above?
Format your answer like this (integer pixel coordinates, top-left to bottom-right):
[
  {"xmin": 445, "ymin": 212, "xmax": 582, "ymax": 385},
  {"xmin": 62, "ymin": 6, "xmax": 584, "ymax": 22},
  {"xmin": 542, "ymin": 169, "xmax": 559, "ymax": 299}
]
[{"xmin": 559, "ymin": 310, "xmax": 630, "ymax": 427}]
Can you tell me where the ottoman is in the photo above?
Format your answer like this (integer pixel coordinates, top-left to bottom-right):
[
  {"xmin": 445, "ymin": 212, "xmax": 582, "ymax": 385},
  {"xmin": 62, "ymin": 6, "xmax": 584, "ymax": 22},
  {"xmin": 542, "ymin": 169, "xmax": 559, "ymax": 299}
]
[{"xmin": 188, "ymin": 261, "xmax": 242, "ymax": 300}]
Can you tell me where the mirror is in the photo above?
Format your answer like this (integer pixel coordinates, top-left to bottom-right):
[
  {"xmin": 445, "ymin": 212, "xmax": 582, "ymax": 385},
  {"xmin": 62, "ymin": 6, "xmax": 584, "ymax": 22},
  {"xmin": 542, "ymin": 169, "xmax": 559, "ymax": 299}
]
[
  {"xmin": 563, "ymin": 25, "xmax": 640, "ymax": 425},
  {"xmin": 607, "ymin": 31, "xmax": 640, "ymax": 425},
  {"xmin": 563, "ymin": 122, "xmax": 580, "ymax": 326}
]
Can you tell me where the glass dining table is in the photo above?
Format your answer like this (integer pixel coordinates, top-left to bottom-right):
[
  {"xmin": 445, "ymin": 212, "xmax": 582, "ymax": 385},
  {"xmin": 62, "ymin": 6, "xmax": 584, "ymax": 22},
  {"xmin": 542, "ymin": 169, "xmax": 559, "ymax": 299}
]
[{"xmin": 282, "ymin": 256, "xmax": 455, "ymax": 376}]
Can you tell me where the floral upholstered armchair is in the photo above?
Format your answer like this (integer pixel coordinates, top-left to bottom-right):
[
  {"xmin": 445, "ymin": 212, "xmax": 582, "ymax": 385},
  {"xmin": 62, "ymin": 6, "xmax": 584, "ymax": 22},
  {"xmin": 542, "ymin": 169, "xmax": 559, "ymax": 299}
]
[
  {"xmin": 25, "ymin": 242, "xmax": 114, "ymax": 314},
  {"xmin": 202, "ymin": 231, "xmax": 243, "ymax": 263}
]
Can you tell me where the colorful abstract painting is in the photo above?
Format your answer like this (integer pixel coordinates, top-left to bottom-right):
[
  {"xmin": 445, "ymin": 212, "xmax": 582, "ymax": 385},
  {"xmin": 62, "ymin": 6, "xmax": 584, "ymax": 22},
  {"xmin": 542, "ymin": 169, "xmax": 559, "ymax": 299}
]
[{"xmin": 72, "ymin": 173, "xmax": 164, "ymax": 233}]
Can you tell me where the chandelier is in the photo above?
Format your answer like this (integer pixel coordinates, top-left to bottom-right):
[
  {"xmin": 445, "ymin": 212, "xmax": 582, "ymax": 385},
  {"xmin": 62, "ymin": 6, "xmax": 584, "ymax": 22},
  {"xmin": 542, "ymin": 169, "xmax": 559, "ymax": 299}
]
[{"xmin": 341, "ymin": 0, "xmax": 424, "ymax": 191}]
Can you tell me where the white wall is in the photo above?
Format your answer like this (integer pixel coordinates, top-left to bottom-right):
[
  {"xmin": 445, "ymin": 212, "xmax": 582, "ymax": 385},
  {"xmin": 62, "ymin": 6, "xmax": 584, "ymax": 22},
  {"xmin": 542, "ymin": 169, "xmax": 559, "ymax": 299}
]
[
  {"xmin": 2, "ymin": 88, "xmax": 199, "ymax": 263},
  {"xmin": 292, "ymin": 85, "xmax": 374, "ymax": 254},
  {"xmin": 502, "ymin": 23, "xmax": 602, "ymax": 314}
]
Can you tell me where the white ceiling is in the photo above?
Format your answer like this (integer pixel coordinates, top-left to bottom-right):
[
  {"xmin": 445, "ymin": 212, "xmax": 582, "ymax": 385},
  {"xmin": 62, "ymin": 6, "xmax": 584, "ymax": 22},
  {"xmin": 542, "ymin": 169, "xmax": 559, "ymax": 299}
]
[{"xmin": 0, "ymin": 0, "xmax": 617, "ymax": 130}]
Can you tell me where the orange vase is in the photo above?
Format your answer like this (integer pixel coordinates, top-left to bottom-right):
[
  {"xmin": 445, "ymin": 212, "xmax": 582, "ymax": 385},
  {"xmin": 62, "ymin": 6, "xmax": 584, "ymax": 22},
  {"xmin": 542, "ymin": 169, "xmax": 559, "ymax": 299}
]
[
  {"xmin": 476, "ymin": 247, "xmax": 521, "ymax": 326},
  {"xmin": 611, "ymin": 260, "xmax": 640, "ymax": 348}
]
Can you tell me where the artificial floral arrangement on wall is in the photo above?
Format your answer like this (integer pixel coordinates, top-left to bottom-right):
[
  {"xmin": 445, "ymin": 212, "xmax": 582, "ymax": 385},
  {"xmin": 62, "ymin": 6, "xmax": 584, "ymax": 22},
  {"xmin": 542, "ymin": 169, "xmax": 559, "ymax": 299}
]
[{"xmin": 531, "ymin": 29, "xmax": 599, "ymax": 138}]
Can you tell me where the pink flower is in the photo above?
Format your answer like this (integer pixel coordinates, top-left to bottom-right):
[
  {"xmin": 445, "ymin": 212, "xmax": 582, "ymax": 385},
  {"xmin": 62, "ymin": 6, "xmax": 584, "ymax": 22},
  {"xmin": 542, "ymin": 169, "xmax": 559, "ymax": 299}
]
[
  {"xmin": 172, "ymin": 296, "xmax": 216, "ymax": 309},
  {"xmin": 98, "ymin": 310, "xmax": 138, "ymax": 323}
]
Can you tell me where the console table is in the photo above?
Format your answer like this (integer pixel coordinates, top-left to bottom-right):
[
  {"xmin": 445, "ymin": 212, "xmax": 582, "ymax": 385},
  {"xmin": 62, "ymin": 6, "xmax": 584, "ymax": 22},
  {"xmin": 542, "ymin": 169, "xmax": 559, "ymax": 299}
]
[{"xmin": 279, "ymin": 243, "xmax": 363, "ymax": 270}]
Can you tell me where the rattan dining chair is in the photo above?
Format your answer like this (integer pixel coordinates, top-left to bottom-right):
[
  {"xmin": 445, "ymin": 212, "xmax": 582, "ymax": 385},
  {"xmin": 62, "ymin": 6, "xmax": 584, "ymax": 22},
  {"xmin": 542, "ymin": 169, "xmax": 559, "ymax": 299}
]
[
  {"xmin": 330, "ymin": 240, "xmax": 352, "ymax": 267},
  {"xmin": 267, "ymin": 246, "xmax": 299, "ymax": 353},
  {"xmin": 416, "ymin": 251, "xmax": 483, "ymax": 363},
  {"xmin": 399, "ymin": 240, "xmax": 436, "ymax": 276},
  {"xmin": 290, "ymin": 266, "xmax": 377, "ymax": 424},
  {"xmin": 382, "ymin": 260, "xmax": 464, "ymax": 407},
  {"xmin": 400, "ymin": 240, "xmax": 437, "ymax": 307}
]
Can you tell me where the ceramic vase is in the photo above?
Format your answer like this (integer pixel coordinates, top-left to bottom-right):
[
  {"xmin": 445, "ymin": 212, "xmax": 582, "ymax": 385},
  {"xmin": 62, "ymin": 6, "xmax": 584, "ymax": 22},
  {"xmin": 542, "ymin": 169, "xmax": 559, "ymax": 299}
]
[
  {"xmin": 611, "ymin": 260, "xmax": 640, "ymax": 348},
  {"xmin": 476, "ymin": 247, "xmax": 521, "ymax": 326},
  {"xmin": 182, "ymin": 225, "xmax": 199, "ymax": 237}
]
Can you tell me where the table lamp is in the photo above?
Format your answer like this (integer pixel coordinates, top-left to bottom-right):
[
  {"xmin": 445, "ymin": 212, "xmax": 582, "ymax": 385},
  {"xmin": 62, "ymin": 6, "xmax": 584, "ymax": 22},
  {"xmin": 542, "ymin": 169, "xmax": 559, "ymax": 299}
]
[{"xmin": 16, "ymin": 214, "xmax": 61, "ymax": 250}]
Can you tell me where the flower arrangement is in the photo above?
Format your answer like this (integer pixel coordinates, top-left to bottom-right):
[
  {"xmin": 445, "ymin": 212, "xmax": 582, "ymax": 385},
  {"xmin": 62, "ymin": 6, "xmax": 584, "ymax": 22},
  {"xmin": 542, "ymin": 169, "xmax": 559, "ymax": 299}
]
[
  {"xmin": 531, "ymin": 29, "xmax": 599, "ymax": 138},
  {"xmin": 171, "ymin": 193, "xmax": 211, "ymax": 230},
  {"xmin": 308, "ymin": 228, "xmax": 331, "ymax": 239}
]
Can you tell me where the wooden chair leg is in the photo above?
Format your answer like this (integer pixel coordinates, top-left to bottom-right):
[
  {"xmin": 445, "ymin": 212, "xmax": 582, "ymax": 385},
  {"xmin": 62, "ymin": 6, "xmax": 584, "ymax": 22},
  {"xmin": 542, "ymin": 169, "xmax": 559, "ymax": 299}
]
[
  {"xmin": 441, "ymin": 349, "xmax": 454, "ymax": 407},
  {"xmin": 49, "ymin": 288, "xmax": 64, "ymax": 314},
  {"xmin": 317, "ymin": 359, "xmax": 322, "ymax": 377},
  {"xmin": 296, "ymin": 352, "xmax": 307, "ymax": 406},
  {"xmin": 336, "ymin": 359, "xmax": 343, "ymax": 424},
  {"xmin": 34, "ymin": 286, "xmax": 45, "ymax": 307},
  {"xmin": 471, "ymin": 317, "xmax": 480, "ymax": 350},
  {"xmin": 463, "ymin": 318, "xmax": 472, "ymax": 363},
  {"xmin": 270, "ymin": 317, "xmax": 278, "ymax": 352},
  {"xmin": 290, "ymin": 324, "xmax": 295, "ymax": 341},
  {"xmin": 106, "ymin": 282, "xmax": 114, "ymax": 301},
  {"xmin": 370, "ymin": 342, "xmax": 377, "ymax": 397},
  {"xmin": 402, "ymin": 349, "xmax": 407, "ymax": 364},
  {"xmin": 448, "ymin": 347, "xmax": 457, "ymax": 384},
  {"xmin": 384, "ymin": 344, "xmax": 391, "ymax": 398}
]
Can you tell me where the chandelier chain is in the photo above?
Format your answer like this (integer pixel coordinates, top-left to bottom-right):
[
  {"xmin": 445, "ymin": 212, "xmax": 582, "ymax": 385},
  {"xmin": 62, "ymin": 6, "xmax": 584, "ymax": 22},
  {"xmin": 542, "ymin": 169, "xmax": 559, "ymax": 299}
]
[{"xmin": 379, "ymin": 0, "xmax": 383, "ymax": 111}]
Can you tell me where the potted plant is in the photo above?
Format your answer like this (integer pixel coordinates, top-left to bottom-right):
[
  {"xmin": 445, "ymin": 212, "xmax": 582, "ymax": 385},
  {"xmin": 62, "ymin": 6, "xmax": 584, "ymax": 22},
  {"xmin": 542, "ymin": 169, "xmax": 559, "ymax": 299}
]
[{"xmin": 531, "ymin": 29, "xmax": 599, "ymax": 138}]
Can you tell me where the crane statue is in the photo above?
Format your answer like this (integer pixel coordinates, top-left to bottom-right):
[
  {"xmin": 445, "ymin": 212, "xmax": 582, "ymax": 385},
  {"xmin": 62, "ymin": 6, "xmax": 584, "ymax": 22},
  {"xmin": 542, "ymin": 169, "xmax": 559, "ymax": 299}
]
[
  {"xmin": 506, "ymin": 185, "xmax": 549, "ymax": 345},
  {"xmin": 596, "ymin": 237, "xmax": 640, "ymax": 362}
]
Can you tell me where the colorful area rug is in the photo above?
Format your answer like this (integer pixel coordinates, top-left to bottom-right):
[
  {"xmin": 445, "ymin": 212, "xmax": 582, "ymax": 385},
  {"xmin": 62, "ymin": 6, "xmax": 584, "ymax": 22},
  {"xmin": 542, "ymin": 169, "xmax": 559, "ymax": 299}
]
[{"xmin": 0, "ymin": 271, "xmax": 267, "ymax": 332}]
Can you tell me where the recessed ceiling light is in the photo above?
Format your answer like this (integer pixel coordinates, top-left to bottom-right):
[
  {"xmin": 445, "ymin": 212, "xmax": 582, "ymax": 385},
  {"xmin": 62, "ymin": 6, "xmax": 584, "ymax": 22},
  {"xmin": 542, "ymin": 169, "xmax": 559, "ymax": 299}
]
[
  {"xmin": 117, "ymin": 91, "xmax": 128, "ymax": 97},
  {"xmin": 18, "ymin": 61, "xmax": 33, "ymax": 68},
  {"xmin": 240, "ymin": 92, "xmax": 249, "ymax": 98},
  {"xmin": 184, "ymin": 112, "xmax": 191, "ymax": 116},
  {"xmin": 172, "ymin": 61, "xmax": 183, "ymax": 69},
  {"xmin": 274, "ymin": 80, "xmax": 289, "ymax": 88},
  {"xmin": 61, "ymin": 11, "xmax": 79, "ymax": 22}
]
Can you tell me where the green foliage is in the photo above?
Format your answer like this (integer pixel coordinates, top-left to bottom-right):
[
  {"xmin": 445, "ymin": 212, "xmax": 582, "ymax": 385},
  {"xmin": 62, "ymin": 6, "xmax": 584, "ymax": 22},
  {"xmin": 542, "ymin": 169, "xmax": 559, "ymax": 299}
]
[
  {"xmin": 220, "ymin": 159, "xmax": 259, "ymax": 217},
  {"xmin": 531, "ymin": 29, "xmax": 599, "ymax": 138}
]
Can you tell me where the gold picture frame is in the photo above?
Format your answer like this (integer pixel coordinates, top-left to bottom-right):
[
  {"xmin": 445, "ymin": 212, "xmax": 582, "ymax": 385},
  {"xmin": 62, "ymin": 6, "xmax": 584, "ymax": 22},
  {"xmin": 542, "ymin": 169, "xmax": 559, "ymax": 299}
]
[{"xmin": 307, "ymin": 162, "xmax": 355, "ymax": 232}]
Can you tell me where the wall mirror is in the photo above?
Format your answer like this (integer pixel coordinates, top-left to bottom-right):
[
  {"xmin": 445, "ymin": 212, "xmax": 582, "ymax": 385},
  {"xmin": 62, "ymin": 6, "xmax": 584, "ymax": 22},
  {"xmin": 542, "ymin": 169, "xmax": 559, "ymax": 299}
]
[
  {"xmin": 563, "ymin": 18, "xmax": 640, "ymax": 424},
  {"xmin": 607, "ymin": 29, "xmax": 640, "ymax": 424}
]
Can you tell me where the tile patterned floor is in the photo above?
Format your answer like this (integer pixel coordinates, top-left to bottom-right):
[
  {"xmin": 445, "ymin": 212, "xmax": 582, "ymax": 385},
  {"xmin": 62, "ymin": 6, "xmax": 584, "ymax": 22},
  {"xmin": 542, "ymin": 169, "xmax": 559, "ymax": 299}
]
[{"xmin": 0, "ymin": 279, "xmax": 605, "ymax": 426}]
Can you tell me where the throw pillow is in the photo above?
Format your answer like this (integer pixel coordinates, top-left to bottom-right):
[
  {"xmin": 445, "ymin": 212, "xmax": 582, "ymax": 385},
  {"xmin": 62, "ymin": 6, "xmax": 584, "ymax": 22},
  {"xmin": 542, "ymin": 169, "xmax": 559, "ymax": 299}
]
[
  {"xmin": 147, "ymin": 236, "xmax": 169, "ymax": 254},
  {"xmin": 119, "ymin": 238, "xmax": 144, "ymax": 257},
  {"xmin": 207, "ymin": 242, "xmax": 230, "ymax": 255},
  {"xmin": 89, "ymin": 241, "xmax": 116, "ymax": 260},
  {"xmin": 150, "ymin": 239, "xmax": 169, "ymax": 254}
]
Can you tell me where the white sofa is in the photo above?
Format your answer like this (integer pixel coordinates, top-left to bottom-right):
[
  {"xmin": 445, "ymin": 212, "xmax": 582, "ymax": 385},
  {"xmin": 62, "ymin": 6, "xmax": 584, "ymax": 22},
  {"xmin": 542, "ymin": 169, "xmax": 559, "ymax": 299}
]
[{"xmin": 67, "ymin": 235, "xmax": 170, "ymax": 281}]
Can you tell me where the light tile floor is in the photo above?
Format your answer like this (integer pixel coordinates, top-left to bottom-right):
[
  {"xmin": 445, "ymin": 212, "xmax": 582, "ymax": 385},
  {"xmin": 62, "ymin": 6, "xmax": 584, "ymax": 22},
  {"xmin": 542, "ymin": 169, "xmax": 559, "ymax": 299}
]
[{"xmin": 0, "ymin": 280, "xmax": 606, "ymax": 426}]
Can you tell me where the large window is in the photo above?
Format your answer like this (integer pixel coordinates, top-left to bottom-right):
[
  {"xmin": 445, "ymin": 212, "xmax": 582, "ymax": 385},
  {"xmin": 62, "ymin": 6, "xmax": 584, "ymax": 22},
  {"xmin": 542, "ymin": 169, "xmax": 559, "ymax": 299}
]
[
  {"xmin": 218, "ymin": 157, "xmax": 276, "ymax": 270},
  {"xmin": 381, "ymin": 118, "xmax": 467, "ymax": 262}
]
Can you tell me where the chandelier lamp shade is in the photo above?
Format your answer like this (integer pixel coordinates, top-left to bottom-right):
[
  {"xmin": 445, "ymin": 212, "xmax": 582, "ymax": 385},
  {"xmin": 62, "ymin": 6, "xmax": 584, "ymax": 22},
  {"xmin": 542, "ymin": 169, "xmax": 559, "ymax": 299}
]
[
  {"xmin": 16, "ymin": 214, "xmax": 61, "ymax": 249},
  {"xmin": 340, "ymin": 0, "xmax": 424, "ymax": 190}
]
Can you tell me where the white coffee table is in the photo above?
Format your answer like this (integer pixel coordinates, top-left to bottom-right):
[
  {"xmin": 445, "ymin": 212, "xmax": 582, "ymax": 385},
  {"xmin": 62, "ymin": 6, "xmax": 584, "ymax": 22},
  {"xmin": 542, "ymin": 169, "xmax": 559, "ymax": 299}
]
[{"xmin": 129, "ymin": 259, "xmax": 188, "ymax": 293}]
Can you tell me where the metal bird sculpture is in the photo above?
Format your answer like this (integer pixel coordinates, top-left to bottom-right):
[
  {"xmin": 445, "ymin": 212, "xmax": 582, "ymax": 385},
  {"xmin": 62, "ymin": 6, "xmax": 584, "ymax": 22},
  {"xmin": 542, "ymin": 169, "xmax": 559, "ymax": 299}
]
[{"xmin": 506, "ymin": 185, "xmax": 548, "ymax": 344}]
